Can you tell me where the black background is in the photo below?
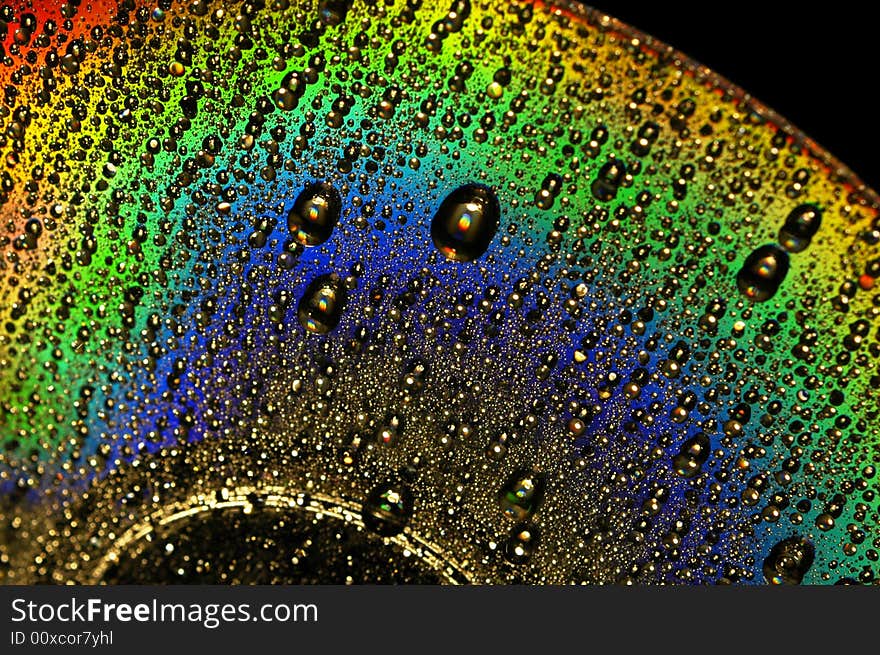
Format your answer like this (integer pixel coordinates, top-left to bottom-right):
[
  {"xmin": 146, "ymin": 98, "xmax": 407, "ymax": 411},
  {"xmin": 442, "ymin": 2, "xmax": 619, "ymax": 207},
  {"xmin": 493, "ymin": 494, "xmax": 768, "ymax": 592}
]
[{"xmin": 584, "ymin": 2, "xmax": 878, "ymax": 190}]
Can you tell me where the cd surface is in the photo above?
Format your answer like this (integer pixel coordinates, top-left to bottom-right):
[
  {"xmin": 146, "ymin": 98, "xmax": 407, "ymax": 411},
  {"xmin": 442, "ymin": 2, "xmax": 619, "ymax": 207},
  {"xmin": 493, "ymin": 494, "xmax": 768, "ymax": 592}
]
[{"xmin": 0, "ymin": 0, "xmax": 878, "ymax": 585}]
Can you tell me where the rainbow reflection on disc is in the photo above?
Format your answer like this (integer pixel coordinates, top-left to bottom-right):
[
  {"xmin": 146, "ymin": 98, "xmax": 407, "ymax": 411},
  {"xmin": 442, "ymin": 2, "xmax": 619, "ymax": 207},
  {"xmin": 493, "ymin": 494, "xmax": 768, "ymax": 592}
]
[{"xmin": 0, "ymin": 0, "xmax": 878, "ymax": 585}]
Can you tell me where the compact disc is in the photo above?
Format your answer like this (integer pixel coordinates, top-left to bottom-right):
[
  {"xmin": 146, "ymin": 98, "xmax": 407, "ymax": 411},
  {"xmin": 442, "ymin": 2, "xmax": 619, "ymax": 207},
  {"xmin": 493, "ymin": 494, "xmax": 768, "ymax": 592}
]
[{"xmin": 0, "ymin": 0, "xmax": 877, "ymax": 585}]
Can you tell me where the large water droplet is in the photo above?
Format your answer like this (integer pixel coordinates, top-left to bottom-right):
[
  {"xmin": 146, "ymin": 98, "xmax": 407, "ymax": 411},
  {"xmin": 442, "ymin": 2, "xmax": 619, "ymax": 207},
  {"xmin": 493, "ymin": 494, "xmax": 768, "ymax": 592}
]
[
  {"xmin": 362, "ymin": 481, "xmax": 414, "ymax": 537},
  {"xmin": 273, "ymin": 71, "xmax": 307, "ymax": 111},
  {"xmin": 778, "ymin": 203, "xmax": 822, "ymax": 253},
  {"xmin": 287, "ymin": 181, "xmax": 342, "ymax": 246},
  {"xmin": 499, "ymin": 469, "xmax": 545, "ymax": 520},
  {"xmin": 736, "ymin": 244, "xmax": 790, "ymax": 302},
  {"xmin": 431, "ymin": 183, "xmax": 500, "ymax": 262},
  {"xmin": 297, "ymin": 273, "xmax": 347, "ymax": 334},
  {"xmin": 763, "ymin": 536, "xmax": 815, "ymax": 585}
]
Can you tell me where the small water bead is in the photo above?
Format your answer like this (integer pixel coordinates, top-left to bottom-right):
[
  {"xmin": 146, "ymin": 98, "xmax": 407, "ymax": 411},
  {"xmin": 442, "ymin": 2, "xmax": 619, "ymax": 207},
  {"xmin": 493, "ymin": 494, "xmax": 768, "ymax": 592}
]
[
  {"xmin": 297, "ymin": 273, "xmax": 348, "ymax": 334},
  {"xmin": 591, "ymin": 159, "xmax": 626, "ymax": 201},
  {"xmin": 318, "ymin": 0, "xmax": 353, "ymax": 26},
  {"xmin": 815, "ymin": 513, "xmax": 835, "ymax": 531},
  {"xmin": 736, "ymin": 244, "xmax": 790, "ymax": 302},
  {"xmin": 630, "ymin": 121, "xmax": 661, "ymax": 157},
  {"xmin": 431, "ymin": 183, "xmax": 500, "ymax": 262},
  {"xmin": 485, "ymin": 438, "xmax": 508, "ymax": 461},
  {"xmin": 504, "ymin": 523, "xmax": 540, "ymax": 564},
  {"xmin": 672, "ymin": 432, "xmax": 710, "ymax": 478},
  {"xmin": 400, "ymin": 359, "xmax": 428, "ymax": 394},
  {"xmin": 763, "ymin": 536, "xmax": 815, "ymax": 585},
  {"xmin": 486, "ymin": 80, "xmax": 503, "ymax": 98},
  {"xmin": 486, "ymin": 431, "xmax": 515, "ymax": 461},
  {"xmin": 376, "ymin": 414, "xmax": 404, "ymax": 446},
  {"xmin": 785, "ymin": 203, "xmax": 822, "ymax": 239},
  {"xmin": 362, "ymin": 481, "xmax": 415, "ymax": 537},
  {"xmin": 287, "ymin": 181, "xmax": 342, "ymax": 246},
  {"xmin": 535, "ymin": 173, "xmax": 563, "ymax": 210}
]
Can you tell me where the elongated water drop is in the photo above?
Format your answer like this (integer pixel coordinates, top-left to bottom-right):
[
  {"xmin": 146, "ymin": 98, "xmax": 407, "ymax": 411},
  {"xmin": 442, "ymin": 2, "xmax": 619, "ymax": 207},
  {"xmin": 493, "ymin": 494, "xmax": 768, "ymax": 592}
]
[
  {"xmin": 287, "ymin": 181, "xmax": 342, "ymax": 246},
  {"xmin": 737, "ymin": 244, "xmax": 790, "ymax": 301},
  {"xmin": 297, "ymin": 273, "xmax": 347, "ymax": 334},
  {"xmin": 499, "ymin": 469, "xmax": 545, "ymax": 521},
  {"xmin": 431, "ymin": 183, "xmax": 500, "ymax": 262},
  {"xmin": 763, "ymin": 536, "xmax": 815, "ymax": 585},
  {"xmin": 778, "ymin": 203, "xmax": 822, "ymax": 253}
]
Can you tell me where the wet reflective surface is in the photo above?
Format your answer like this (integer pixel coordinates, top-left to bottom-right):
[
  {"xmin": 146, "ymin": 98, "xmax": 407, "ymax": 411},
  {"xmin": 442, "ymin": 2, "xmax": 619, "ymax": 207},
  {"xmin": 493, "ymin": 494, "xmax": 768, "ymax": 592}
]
[{"xmin": 1, "ymin": 0, "xmax": 878, "ymax": 585}]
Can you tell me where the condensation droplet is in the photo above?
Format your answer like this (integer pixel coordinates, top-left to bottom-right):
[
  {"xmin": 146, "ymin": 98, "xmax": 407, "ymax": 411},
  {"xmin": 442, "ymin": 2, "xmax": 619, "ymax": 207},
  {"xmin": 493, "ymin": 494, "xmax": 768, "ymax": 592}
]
[
  {"xmin": 504, "ymin": 523, "xmax": 540, "ymax": 564},
  {"xmin": 287, "ymin": 181, "xmax": 342, "ymax": 246},
  {"xmin": 499, "ymin": 469, "xmax": 545, "ymax": 521},
  {"xmin": 431, "ymin": 183, "xmax": 500, "ymax": 262},
  {"xmin": 297, "ymin": 273, "xmax": 348, "ymax": 334},
  {"xmin": 362, "ymin": 482, "xmax": 414, "ymax": 537},
  {"xmin": 737, "ymin": 244, "xmax": 790, "ymax": 301},
  {"xmin": 778, "ymin": 203, "xmax": 822, "ymax": 253},
  {"xmin": 763, "ymin": 536, "xmax": 815, "ymax": 585}
]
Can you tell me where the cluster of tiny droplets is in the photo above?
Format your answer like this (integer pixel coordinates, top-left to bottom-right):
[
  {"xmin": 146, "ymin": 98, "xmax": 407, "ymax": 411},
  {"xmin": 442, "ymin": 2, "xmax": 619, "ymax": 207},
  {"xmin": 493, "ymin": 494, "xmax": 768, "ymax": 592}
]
[{"xmin": 0, "ymin": 0, "xmax": 878, "ymax": 585}]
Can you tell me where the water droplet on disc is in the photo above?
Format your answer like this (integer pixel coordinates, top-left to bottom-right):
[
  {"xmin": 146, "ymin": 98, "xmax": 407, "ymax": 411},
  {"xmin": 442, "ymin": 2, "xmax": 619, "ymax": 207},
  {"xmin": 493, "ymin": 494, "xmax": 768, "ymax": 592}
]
[
  {"xmin": 297, "ymin": 273, "xmax": 348, "ymax": 334},
  {"xmin": 499, "ymin": 469, "xmax": 545, "ymax": 520},
  {"xmin": 737, "ymin": 244, "xmax": 790, "ymax": 301},
  {"xmin": 431, "ymin": 183, "xmax": 500, "ymax": 262},
  {"xmin": 362, "ymin": 482, "xmax": 414, "ymax": 537},
  {"xmin": 763, "ymin": 536, "xmax": 815, "ymax": 584},
  {"xmin": 287, "ymin": 181, "xmax": 342, "ymax": 246},
  {"xmin": 504, "ymin": 523, "xmax": 540, "ymax": 564},
  {"xmin": 778, "ymin": 203, "xmax": 822, "ymax": 253}
]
